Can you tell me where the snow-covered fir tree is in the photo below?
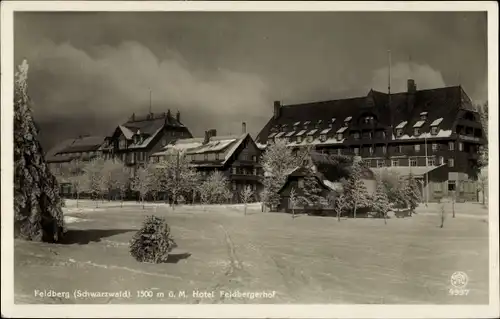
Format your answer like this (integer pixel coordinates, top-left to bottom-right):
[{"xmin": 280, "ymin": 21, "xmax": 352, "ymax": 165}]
[
  {"xmin": 297, "ymin": 175, "xmax": 326, "ymax": 210},
  {"xmin": 14, "ymin": 60, "xmax": 65, "ymax": 242},
  {"xmin": 343, "ymin": 160, "xmax": 370, "ymax": 218},
  {"xmin": 405, "ymin": 173, "xmax": 421, "ymax": 214},
  {"xmin": 372, "ymin": 180, "xmax": 391, "ymax": 223},
  {"xmin": 260, "ymin": 140, "xmax": 308, "ymax": 210}
]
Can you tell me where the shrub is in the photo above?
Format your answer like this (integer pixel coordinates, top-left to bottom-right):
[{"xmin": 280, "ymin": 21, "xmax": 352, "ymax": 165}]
[{"xmin": 129, "ymin": 215, "xmax": 177, "ymax": 263}]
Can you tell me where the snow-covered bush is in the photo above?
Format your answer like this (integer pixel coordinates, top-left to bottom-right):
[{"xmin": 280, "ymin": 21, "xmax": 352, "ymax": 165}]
[{"xmin": 129, "ymin": 216, "xmax": 177, "ymax": 263}]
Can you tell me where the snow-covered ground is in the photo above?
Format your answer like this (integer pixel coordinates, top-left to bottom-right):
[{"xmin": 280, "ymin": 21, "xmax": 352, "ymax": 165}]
[{"xmin": 15, "ymin": 203, "xmax": 489, "ymax": 304}]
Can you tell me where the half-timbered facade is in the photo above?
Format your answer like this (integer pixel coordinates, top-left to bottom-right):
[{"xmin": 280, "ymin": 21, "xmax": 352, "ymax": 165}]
[{"xmin": 256, "ymin": 80, "xmax": 486, "ymax": 202}]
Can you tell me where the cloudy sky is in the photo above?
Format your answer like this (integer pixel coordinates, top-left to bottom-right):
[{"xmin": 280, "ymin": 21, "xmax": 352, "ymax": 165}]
[{"xmin": 14, "ymin": 11, "xmax": 488, "ymax": 150}]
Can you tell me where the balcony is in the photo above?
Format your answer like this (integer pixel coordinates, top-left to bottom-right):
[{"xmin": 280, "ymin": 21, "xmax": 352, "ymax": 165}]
[
  {"xmin": 230, "ymin": 173, "xmax": 261, "ymax": 181},
  {"xmin": 458, "ymin": 134, "xmax": 482, "ymax": 143}
]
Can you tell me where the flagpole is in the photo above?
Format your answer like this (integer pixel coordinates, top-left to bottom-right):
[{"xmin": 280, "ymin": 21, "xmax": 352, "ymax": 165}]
[{"xmin": 424, "ymin": 135, "xmax": 429, "ymax": 206}]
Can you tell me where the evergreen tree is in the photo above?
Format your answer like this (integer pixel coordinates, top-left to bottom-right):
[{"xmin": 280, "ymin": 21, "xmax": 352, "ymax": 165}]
[
  {"xmin": 260, "ymin": 139, "xmax": 307, "ymax": 210},
  {"xmin": 372, "ymin": 181, "xmax": 391, "ymax": 224},
  {"xmin": 297, "ymin": 175, "xmax": 326, "ymax": 211},
  {"xmin": 14, "ymin": 60, "xmax": 65, "ymax": 242},
  {"xmin": 344, "ymin": 161, "xmax": 370, "ymax": 218},
  {"xmin": 405, "ymin": 173, "xmax": 421, "ymax": 215}
]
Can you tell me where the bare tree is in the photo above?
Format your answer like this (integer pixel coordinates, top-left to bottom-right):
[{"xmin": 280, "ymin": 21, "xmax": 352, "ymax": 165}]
[
  {"xmin": 439, "ymin": 199, "xmax": 446, "ymax": 228},
  {"xmin": 334, "ymin": 193, "xmax": 348, "ymax": 222},
  {"xmin": 289, "ymin": 187, "xmax": 298, "ymax": 219},
  {"xmin": 240, "ymin": 185, "xmax": 254, "ymax": 216},
  {"xmin": 131, "ymin": 164, "xmax": 154, "ymax": 209},
  {"xmin": 198, "ymin": 171, "xmax": 232, "ymax": 208},
  {"xmin": 82, "ymin": 157, "xmax": 106, "ymax": 207},
  {"xmin": 68, "ymin": 174, "xmax": 87, "ymax": 208},
  {"xmin": 478, "ymin": 171, "xmax": 488, "ymax": 207},
  {"xmin": 157, "ymin": 151, "xmax": 198, "ymax": 210}
]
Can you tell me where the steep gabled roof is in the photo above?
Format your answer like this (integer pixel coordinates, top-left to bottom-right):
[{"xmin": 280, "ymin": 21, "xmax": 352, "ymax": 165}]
[
  {"xmin": 152, "ymin": 133, "xmax": 255, "ymax": 168},
  {"xmin": 46, "ymin": 135, "xmax": 105, "ymax": 162},
  {"xmin": 256, "ymin": 84, "xmax": 470, "ymax": 147}
]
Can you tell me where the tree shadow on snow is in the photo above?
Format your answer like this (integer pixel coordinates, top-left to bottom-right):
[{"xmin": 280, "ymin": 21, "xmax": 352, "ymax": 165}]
[
  {"xmin": 166, "ymin": 252, "xmax": 192, "ymax": 264},
  {"xmin": 59, "ymin": 229, "xmax": 136, "ymax": 245}
]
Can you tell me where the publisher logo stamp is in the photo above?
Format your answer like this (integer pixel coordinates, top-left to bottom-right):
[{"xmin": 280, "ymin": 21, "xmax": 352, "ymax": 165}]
[{"xmin": 449, "ymin": 271, "xmax": 470, "ymax": 296}]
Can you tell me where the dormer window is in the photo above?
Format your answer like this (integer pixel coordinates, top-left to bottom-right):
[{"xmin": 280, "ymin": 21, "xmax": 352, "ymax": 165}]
[
  {"xmin": 306, "ymin": 136, "xmax": 313, "ymax": 143},
  {"xmin": 396, "ymin": 129, "xmax": 403, "ymax": 137},
  {"xmin": 363, "ymin": 116, "xmax": 375, "ymax": 124},
  {"xmin": 353, "ymin": 132, "xmax": 360, "ymax": 140},
  {"xmin": 315, "ymin": 120, "xmax": 323, "ymax": 128},
  {"xmin": 336, "ymin": 133, "xmax": 343, "ymax": 141},
  {"xmin": 431, "ymin": 127, "xmax": 438, "ymax": 135},
  {"xmin": 344, "ymin": 116, "xmax": 352, "ymax": 124},
  {"xmin": 319, "ymin": 134, "xmax": 327, "ymax": 142},
  {"xmin": 420, "ymin": 112, "xmax": 428, "ymax": 121},
  {"xmin": 303, "ymin": 121, "xmax": 311, "ymax": 130},
  {"xmin": 430, "ymin": 118, "xmax": 443, "ymax": 136},
  {"xmin": 296, "ymin": 136, "xmax": 302, "ymax": 143},
  {"xmin": 328, "ymin": 118, "xmax": 336, "ymax": 128},
  {"xmin": 414, "ymin": 128, "xmax": 420, "ymax": 136}
]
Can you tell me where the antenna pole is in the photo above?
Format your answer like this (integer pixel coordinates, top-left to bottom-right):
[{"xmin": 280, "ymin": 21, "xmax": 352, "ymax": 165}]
[
  {"xmin": 149, "ymin": 88, "xmax": 152, "ymax": 114},
  {"xmin": 388, "ymin": 50, "xmax": 392, "ymax": 130}
]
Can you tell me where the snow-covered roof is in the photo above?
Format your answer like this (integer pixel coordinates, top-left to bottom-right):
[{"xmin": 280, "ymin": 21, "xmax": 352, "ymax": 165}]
[
  {"xmin": 413, "ymin": 120, "xmax": 425, "ymax": 128},
  {"xmin": 396, "ymin": 121, "xmax": 408, "ymax": 129},
  {"xmin": 268, "ymin": 132, "xmax": 277, "ymax": 139},
  {"xmin": 344, "ymin": 116, "xmax": 352, "ymax": 122},
  {"xmin": 420, "ymin": 111, "xmax": 428, "ymax": 116},
  {"xmin": 285, "ymin": 131, "xmax": 296, "ymax": 137},
  {"xmin": 330, "ymin": 118, "xmax": 336, "ymax": 123},
  {"xmin": 119, "ymin": 125, "xmax": 134, "ymax": 140},
  {"xmin": 295, "ymin": 129, "xmax": 307, "ymax": 136},
  {"xmin": 320, "ymin": 128, "xmax": 332, "ymax": 134},
  {"xmin": 371, "ymin": 165, "xmax": 444, "ymax": 177},
  {"xmin": 307, "ymin": 129, "xmax": 318, "ymax": 136},
  {"xmin": 336, "ymin": 127, "xmax": 348, "ymax": 133},
  {"xmin": 303, "ymin": 121, "xmax": 311, "ymax": 125},
  {"xmin": 293, "ymin": 121, "xmax": 301, "ymax": 126},
  {"xmin": 275, "ymin": 132, "xmax": 285, "ymax": 138},
  {"xmin": 128, "ymin": 126, "xmax": 163, "ymax": 149},
  {"xmin": 396, "ymin": 129, "xmax": 452, "ymax": 140},
  {"xmin": 430, "ymin": 118, "xmax": 443, "ymax": 126}
]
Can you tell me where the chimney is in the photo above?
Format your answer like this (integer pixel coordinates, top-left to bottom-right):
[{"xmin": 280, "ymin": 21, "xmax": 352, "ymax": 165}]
[
  {"xmin": 241, "ymin": 122, "xmax": 247, "ymax": 134},
  {"xmin": 273, "ymin": 101, "xmax": 281, "ymax": 120},
  {"xmin": 204, "ymin": 131, "xmax": 210, "ymax": 144},
  {"xmin": 407, "ymin": 79, "xmax": 416, "ymax": 94},
  {"xmin": 407, "ymin": 79, "xmax": 416, "ymax": 112},
  {"xmin": 131, "ymin": 113, "xmax": 135, "ymax": 121},
  {"xmin": 176, "ymin": 110, "xmax": 180, "ymax": 122},
  {"xmin": 209, "ymin": 129, "xmax": 217, "ymax": 137}
]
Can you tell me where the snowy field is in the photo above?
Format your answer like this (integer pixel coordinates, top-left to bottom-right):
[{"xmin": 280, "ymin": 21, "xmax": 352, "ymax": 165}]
[{"xmin": 14, "ymin": 200, "xmax": 489, "ymax": 304}]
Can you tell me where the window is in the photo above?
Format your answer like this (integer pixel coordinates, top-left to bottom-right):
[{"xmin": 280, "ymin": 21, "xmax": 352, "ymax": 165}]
[
  {"xmin": 354, "ymin": 147, "xmax": 360, "ymax": 155},
  {"xmin": 382, "ymin": 131, "xmax": 387, "ymax": 139},
  {"xmin": 431, "ymin": 127, "xmax": 438, "ymax": 135},
  {"xmin": 337, "ymin": 149, "xmax": 342, "ymax": 155},
  {"xmin": 215, "ymin": 153, "xmax": 220, "ymax": 160},
  {"xmin": 353, "ymin": 132, "xmax": 360, "ymax": 139},
  {"xmin": 396, "ymin": 129, "xmax": 403, "ymax": 137},
  {"xmin": 449, "ymin": 141, "xmax": 455, "ymax": 151},
  {"xmin": 439, "ymin": 156, "xmax": 444, "ymax": 165},
  {"xmin": 232, "ymin": 167, "xmax": 237, "ymax": 174},
  {"xmin": 253, "ymin": 168, "xmax": 257, "ymax": 175},
  {"xmin": 392, "ymin": 159, "xmax": 399, "ymax": 167},
  {"xmin": 232, "ymin": 182, "xmax": 237, "ymax": 191},
  {"xmin": 448, "ymin": 158, "xmax": 455, "ymax": 167},
  {"xmin": 297, "ymin": 136, "xmax": 302, "ymax": 143},
  {"xmin": 369, "ymin": 146, "xmax": 374, "ymax": 155},
  {"xmin": 319, "ymin": 134, "xmax": 327, "ymax": 142},
  {"xmin": 397, "ymin": 145, "xmax": 403, "ymax": 153},
  {"xmin": 336, "ymin": 133, "xmax": 343, "ymax": 141},
  {"xmin": 448, "ymin": 180, "xmax": 456, "ymax": 192},
  {"xmin": 432, "ymin": 143, "xmax": 438, "ymax": 152},
  {"xmin": 420, "ymin": 112, "xmax": 428, "ymax": 120},
  {"xmin": 410, "ymin": 158, "xmax": 417, "ymax": 166},
  {"xmin": 298, "ymin": 178, "xmax": 304, "ymax": 189},
  {"xmin": 382, "ymin": 145, "xmax": 387, "ymax": 154},
  {"xmin": 306, "ymin": 136, "xmax": 313, "ymax": 143},
  {"xmin": 414, "ymin": 144, "xmax": 421, "ymax": 152},
  {"xmin": 377, "ymin": 160, "xmax": 385, "ymax": 168},
  {"xmin": 458, "ymin": 142, "xmax": 464, "ymax": 151},
  {"xmin": 204, "ymin": 153, "xmax": 208, "ymax": 161},
  {"xmin": 414, "ymin": 128, "xmax": 420, "ymax": 136},
  {"xmin": 252, "ymin": 155, "xmax": 257, "ymax": 162},
  {"xmin": 427, "ymin": 157, "xmax": 435, "ymax": 166}
]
